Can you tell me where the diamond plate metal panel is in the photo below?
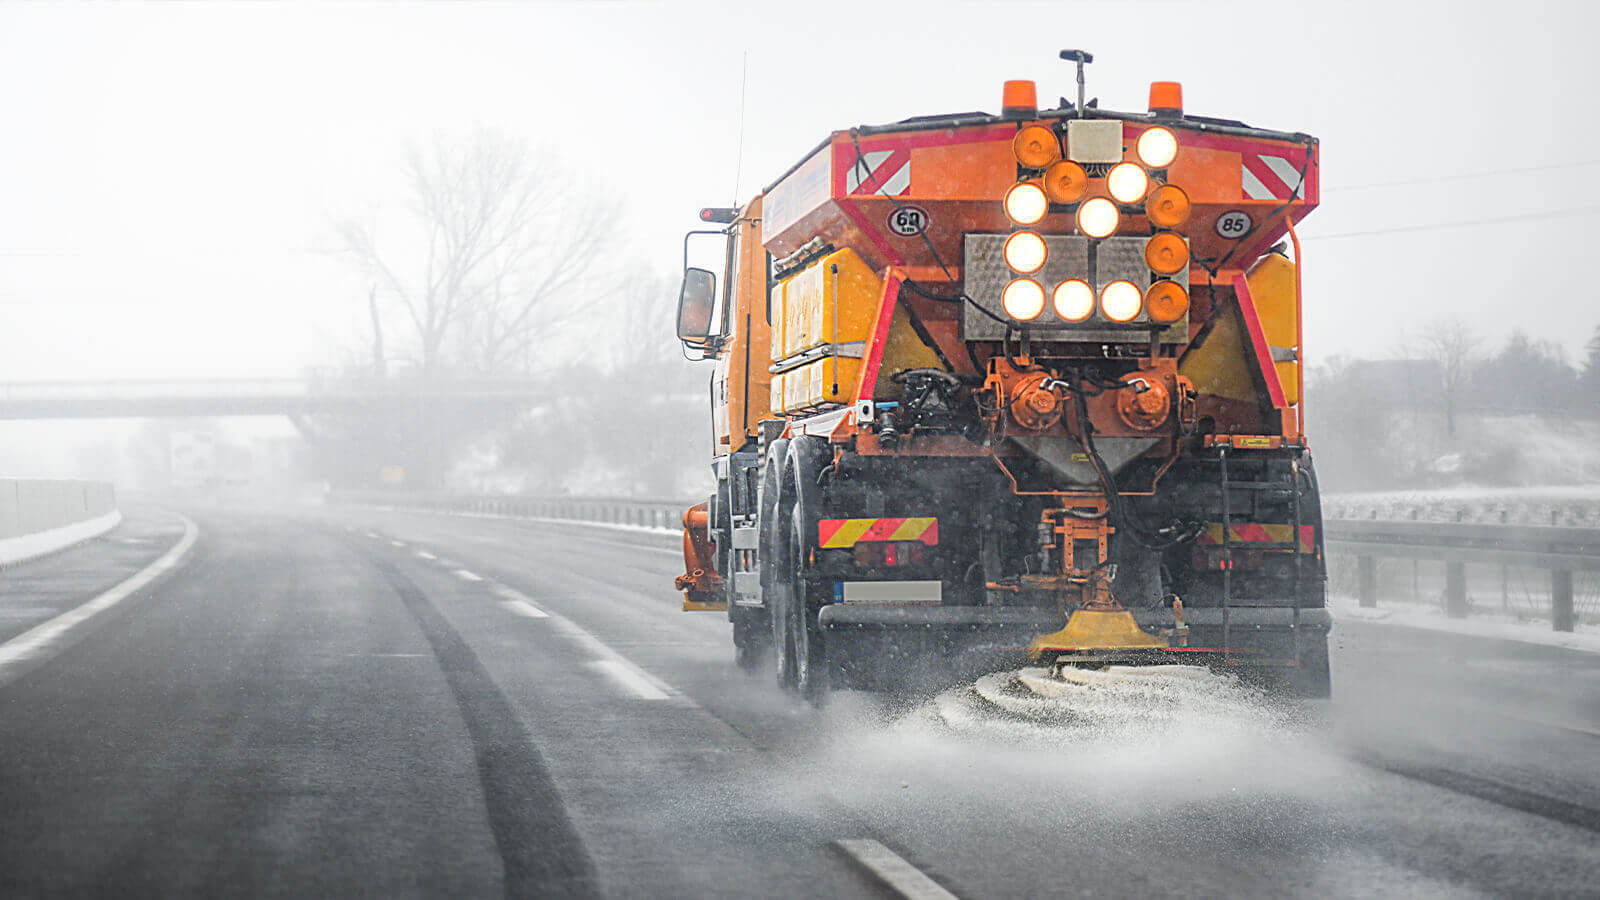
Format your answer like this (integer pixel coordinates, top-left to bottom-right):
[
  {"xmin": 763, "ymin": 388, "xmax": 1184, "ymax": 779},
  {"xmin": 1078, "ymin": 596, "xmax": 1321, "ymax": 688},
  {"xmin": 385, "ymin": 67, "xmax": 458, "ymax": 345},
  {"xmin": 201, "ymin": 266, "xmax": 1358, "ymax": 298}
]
[{"xmin": 961, "ymin": 234, "xmax": 1189, "ymax": 342}]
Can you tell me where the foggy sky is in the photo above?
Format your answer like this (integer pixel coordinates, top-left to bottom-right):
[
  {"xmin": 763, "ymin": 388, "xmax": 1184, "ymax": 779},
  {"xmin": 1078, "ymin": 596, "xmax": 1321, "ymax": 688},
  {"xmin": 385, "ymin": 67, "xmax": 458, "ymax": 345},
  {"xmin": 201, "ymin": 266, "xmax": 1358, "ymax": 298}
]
[{"xmin": 1, "ymin": 0, "xmax": 1596, "ymax": 383}]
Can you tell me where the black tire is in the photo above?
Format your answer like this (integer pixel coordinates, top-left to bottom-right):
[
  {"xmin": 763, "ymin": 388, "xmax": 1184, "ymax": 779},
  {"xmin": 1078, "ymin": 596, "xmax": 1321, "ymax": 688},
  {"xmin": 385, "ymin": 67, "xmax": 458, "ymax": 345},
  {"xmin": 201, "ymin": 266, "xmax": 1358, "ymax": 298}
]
[
  {"xmin": 760, "ymin": 440, "xmax": 796, "ymax": 691},
  {"xmin": 790, "ymin": 507, "xmax": 830, "ymax": 705}
]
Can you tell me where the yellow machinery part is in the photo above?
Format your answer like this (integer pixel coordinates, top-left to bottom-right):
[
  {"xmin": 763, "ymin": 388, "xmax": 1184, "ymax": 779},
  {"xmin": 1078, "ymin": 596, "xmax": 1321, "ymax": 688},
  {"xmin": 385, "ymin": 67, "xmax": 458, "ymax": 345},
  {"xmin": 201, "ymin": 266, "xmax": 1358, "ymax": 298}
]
[
  {"xmin": 1245, "ymin": 251, "xmax": 1300, "ymax": 405},
  {"xmin": 873, "ymin": 305, "xmax": 947, "ymax": 399},
  {"xmin": 1027, "ymin": 609, "xmax": 1167, "ymax": 658},
  {"xmin": 1177, "ymin": 300, "xmax": 1259, "ymax": 405},
  {"xmin": 1178, "ymin": 251, "xmax": 1301, "ymax": 408},
  {"xmin": 780, "ymin": 355, "xmax": 863, "ymax": 413},
  {"xmin": 775, "ymin": 247, "xmax": 881, "ymax": 359},
  {"xmin": 769, "ymin": 246, "xmax": 948, "ymax": 415}
]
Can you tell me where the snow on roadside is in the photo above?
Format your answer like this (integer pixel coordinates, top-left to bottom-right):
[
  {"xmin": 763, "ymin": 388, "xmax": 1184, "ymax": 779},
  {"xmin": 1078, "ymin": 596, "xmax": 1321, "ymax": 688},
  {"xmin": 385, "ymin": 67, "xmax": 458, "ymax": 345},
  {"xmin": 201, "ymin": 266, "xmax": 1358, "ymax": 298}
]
[
  {"xmin": 1324, "ymin": 485, "xmax": 1600, "ymax": 526},
  {"xmin": 1329, "ymin": 593, "xmax": 1600, "ymax": 655}
]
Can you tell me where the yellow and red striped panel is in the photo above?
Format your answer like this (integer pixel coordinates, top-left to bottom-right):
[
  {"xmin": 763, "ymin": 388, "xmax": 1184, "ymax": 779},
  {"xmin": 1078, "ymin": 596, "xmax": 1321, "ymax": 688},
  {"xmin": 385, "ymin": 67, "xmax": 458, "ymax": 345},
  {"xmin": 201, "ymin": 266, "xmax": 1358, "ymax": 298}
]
[
  {"xmin": 818, "ymin": 517, "xmax": 939, "ymax": 549},
  {"xmin": 1196, "ymin": 523, "xmax": 1314, "ymax": 553}
]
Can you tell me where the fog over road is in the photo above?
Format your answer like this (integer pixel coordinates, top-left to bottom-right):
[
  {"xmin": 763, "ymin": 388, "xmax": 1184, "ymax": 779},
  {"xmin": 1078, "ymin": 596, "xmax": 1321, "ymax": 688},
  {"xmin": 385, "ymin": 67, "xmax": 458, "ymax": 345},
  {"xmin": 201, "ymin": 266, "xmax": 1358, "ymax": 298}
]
[{"xmin": 1, "ymin": 506, "xmax": 1596, "ymax": 898}]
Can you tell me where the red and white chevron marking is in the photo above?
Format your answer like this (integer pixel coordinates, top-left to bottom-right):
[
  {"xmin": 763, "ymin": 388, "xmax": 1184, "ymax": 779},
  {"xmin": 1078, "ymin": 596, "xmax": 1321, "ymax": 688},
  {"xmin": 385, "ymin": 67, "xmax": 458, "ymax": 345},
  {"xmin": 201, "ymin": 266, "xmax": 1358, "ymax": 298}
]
[
  {"xmin": 1240, "ymin": 152, "xmax": 1306, "ymax": 201},
  {"xmin": 845, "ymin": 148, "xmax": 911, "ymax": 196}
]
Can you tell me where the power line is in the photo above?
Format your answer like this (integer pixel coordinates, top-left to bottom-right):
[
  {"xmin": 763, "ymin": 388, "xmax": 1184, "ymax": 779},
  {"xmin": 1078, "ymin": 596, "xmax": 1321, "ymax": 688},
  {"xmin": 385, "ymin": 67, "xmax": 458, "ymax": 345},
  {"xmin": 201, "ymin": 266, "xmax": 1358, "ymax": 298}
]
[
  {"xmin": 1303, "ymin": 204, "xmax": 1600, "ymax": 241},
  {"xmin": 1330, "ymin": 159, "xmax": 1600, "ymax": 192}
]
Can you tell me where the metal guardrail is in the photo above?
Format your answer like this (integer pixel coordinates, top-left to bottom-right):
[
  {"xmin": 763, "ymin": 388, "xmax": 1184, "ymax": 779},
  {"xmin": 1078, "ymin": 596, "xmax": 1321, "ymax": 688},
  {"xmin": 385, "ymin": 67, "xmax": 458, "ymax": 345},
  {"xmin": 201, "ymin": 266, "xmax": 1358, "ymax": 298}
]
[
  {"xmin": 1324, "ymin": 519, "xmax": 1599, "ymax": 632},
  {"xmin": 334, "ymin": 490, "xmax": 688, "ymax": 532},
  {"xmin": 337, "ymin": 490, "xmax": 1595, "ymax": 633},
  {"xmin": 1324, "ymin": 498, "xmax": 1600, "ymax": 529}
]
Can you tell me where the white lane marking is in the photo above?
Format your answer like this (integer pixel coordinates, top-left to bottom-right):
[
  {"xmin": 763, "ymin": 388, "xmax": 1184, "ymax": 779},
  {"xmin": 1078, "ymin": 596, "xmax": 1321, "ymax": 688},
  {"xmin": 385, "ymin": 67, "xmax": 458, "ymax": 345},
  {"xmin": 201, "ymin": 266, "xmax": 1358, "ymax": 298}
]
[
  {"xmin": 491, "ymin": 585, "xmax": 549, "ymax": 618},
  {"xmin": 834, "ymin": 840, "xmax": 958, "ymax": 900},
  {"xmin": 500, "ymin": 599, "xmax": 549, "ymax": 619},
  {"xmin": 589, "ymin": 659, "xmax": 671, "ymax": 700},
  {"xmin": 521, "ymin": 603, "xmax": 681, "ymax": 702},
  {"xmin": 363, "ymin": 531, "xmax": 378, "ymax": 539},
  {"xmin": 453, "ymin": 569, "xmax": 484, "ymax": 582},
  {"xmin": 0, "ymin": 514, "xmax": 200, "ymax": 685},
  {"xmin": 415, "ymin": 550, "xmax": 437, "ymax": 560},
  {"xmin": 351, "ymin": 653, "xmax": 430, "ymax": 658},
  {"xmin": 389, "ymin": 540, "xmax": 406, "ymax": 548}
]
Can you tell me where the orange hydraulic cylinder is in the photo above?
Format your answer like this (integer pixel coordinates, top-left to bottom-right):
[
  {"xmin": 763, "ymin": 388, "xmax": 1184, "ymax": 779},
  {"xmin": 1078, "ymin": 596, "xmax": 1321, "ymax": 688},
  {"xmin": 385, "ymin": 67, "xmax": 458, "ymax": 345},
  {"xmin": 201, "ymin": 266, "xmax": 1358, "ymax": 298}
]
[{"xmin": 675, "ymin": 502, "xmax": 722, "ymax": 607}]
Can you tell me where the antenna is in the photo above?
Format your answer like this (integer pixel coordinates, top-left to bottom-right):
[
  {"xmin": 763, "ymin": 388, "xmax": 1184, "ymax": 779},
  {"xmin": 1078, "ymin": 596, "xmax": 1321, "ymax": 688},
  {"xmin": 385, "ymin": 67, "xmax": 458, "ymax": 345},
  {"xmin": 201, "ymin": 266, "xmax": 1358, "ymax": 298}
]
[
  {"xmin": 731, "ymin": 50, "xmax": 749, "ymax": 206},
  {"xmin": 1059, "ymin": 49, "xmax": 1094, "ymax": 117}
]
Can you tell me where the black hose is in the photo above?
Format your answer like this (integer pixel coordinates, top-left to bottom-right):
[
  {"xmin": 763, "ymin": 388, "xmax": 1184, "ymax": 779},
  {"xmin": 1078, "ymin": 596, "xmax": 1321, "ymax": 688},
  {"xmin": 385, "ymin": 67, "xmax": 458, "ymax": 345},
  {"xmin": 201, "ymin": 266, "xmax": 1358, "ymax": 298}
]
[{"xmin": 1066, "ymin": 371, "xmax": 1202, "ymax": 551}]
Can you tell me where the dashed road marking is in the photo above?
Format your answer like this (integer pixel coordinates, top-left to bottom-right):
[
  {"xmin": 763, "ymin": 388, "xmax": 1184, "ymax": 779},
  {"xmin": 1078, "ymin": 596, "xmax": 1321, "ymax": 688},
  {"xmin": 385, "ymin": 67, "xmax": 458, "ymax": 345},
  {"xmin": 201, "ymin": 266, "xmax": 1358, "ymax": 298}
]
[
  {"xmin": 500, "ymin": 599, "xmax": 549, "ymax": 619},
  {"xmin": 415, "ymin": 550, "xmax": 437, "ymax": 560},
  {"xmin": 454, "ymin": 569, "xmax": 484, "ymax": 583},
  {"xmin": 491, "ymin": 585, "xmax": 549, "ymax": 618},
  {"xmin": 589, "ymin": 659, "xmax": 672, "ymax": 700},
  {"xmin": 833, "ymin": 840, "xmax": 958, "ymax": 900},
  {"xmin": 485, "ymin": 590, "xmax": 681, "ymax": 702},
  {"xmin": 389, "ymin": 540, "xmax": 406, "ymax": 548},
  {"xmin": 363, "ymin": 531, "xmax": 378, "ymax": 539}
]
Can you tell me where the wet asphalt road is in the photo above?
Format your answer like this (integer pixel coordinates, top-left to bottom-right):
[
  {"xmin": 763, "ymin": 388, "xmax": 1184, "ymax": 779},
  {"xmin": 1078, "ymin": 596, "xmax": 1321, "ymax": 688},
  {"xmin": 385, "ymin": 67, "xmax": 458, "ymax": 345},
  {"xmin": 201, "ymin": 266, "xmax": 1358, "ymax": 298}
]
[{"xmin": 0, "ymin": 504, "xmax": 1597, "ymax": 898}]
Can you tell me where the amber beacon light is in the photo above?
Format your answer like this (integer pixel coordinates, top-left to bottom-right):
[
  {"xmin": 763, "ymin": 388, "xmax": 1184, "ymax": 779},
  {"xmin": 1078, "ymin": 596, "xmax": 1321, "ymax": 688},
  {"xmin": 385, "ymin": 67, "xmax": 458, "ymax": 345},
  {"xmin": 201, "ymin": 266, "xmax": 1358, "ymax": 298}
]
[
  {"xmin": 1002, "ymin": 80, "xmax": 1038, "ymax": 117},
  {"xmin": 1148, "ymin": 81, "xmax": 1183, "ymax": 116}
]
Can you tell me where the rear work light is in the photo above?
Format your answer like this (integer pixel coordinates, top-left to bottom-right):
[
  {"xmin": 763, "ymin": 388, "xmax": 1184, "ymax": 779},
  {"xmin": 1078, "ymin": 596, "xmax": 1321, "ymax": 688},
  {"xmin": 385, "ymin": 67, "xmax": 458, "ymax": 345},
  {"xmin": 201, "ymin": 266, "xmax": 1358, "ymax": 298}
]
[
  {"xmin": 1002, "ymin": 279, "xmax": 1046, "ymax": 320},
  {"xmin": 1136, "ymin": 127, "xmax": 1178, "ymax": 168},
  {"xmin": 1004, "ymin": 182, "xmax": 1049, "ymax": 225}
]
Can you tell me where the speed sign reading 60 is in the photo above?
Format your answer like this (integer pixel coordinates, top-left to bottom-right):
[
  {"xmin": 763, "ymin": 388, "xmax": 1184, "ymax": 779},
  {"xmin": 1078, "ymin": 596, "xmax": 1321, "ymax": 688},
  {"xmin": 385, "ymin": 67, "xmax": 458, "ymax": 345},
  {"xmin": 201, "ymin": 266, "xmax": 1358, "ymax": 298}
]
[
  {"xmin": 1214, "ymin": 210, "xmax": 1252, "ymax": 239},
  {"xmin": 886, "ymin": 205, "xmax": 930, "ymax": 237}
]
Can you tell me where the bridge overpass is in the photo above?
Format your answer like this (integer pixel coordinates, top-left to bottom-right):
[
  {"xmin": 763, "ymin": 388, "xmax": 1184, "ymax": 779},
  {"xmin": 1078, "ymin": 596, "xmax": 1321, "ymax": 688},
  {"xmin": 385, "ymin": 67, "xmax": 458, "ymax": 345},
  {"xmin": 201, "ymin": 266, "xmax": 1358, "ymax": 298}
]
[{"xmin": 0, "ymin": 378, "xmax": 550, "ymax": 420}]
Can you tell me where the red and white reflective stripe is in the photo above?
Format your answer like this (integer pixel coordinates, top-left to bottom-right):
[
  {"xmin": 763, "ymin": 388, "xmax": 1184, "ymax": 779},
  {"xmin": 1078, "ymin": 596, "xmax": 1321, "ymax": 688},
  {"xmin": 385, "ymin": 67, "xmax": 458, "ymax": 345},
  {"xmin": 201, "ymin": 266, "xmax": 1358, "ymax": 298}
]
[
  {"xmin": 845, "ymin": 149, "xmax": 911, "ymax": 196},
  {"xmin": 1241, "ymin": 152, "xmax": 1306, "ymax": 201}
]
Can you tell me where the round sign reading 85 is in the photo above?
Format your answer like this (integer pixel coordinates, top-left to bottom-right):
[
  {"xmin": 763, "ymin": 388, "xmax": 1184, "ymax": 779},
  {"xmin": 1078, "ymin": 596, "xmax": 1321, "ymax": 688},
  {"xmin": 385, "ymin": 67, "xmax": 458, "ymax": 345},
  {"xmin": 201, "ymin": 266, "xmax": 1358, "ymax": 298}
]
[{"xmin": 1214, "ymin": 210, "xmax": 1252, "ymax": 239}]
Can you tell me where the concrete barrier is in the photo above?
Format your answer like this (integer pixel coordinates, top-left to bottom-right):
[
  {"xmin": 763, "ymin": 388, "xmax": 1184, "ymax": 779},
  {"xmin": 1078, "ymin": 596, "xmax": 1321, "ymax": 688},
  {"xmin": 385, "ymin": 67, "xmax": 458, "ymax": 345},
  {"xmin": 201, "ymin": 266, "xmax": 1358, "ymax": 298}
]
[{"xmin": 0, "ymin": 480, "xmax": 120, "ymax": 566}]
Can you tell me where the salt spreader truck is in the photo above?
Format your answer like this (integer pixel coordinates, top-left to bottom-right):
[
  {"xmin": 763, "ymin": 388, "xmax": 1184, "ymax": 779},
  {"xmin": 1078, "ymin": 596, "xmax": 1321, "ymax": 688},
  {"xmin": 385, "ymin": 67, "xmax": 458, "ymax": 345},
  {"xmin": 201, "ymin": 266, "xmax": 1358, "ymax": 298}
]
[{"xmin": 673, "ymin": 52, "xmax": 1330, "ymax": 702}]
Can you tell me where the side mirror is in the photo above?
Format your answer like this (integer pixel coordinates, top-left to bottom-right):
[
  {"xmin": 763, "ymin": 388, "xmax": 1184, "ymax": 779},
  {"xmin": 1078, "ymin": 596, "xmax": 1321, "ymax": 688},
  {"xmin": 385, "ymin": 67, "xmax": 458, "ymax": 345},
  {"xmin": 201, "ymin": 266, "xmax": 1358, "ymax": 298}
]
[{"xmin": 676, "ymin": 267, "xmax": 718, "ymax": 345}]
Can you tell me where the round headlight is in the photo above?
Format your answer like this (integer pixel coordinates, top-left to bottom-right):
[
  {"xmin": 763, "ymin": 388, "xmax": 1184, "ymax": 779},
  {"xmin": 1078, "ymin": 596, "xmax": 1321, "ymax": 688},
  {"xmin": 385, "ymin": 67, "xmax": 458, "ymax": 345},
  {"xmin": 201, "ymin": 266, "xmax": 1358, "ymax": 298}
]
[
  {"xmin": 1144, "ymin": 184, "xmax": 1191, "ymax": 228},
  {"xmin": 1002, "ymin": 279, "xmax": 1046, "ymax": 320},
  {"xmin": 1004, "ymin": 182, "xmax": 1049, "ymax": 225},
  {"xmin": 1003, "ymin": 232, "xmax": 1047, "ymax": 274},
  {"xmin": 1076, "ymin": 197, "xmax": 1119, "ymax": 239},
  {"xmin": 1012, "ymin": 125, "xmax": 1062, "ymax": 169},
  {"xmin": 1043, "ymin": 160, "xmax": 1089, "ymax": 204},
  {"xmin": 1052, "ymin": 280, "xmax": 1094, "ymax": 322},
  {"xmin": 1137, "ymin": 127, "xmax": 1178, "ymax": 168},
  {"xmin": 1107, "ymin": 163, "xmax": 1149, "ymax": 204},
  {"xmin": 1144, "ymin": 233, "xmax": 1189, "ymax": 275},
  {"xmin": 1145, "ymin": 281, "xmax": 1190, "ymax": 325},
  {"xmin": 1101, "ymin": 280, "xmax": 1142, "ymax": 323}
]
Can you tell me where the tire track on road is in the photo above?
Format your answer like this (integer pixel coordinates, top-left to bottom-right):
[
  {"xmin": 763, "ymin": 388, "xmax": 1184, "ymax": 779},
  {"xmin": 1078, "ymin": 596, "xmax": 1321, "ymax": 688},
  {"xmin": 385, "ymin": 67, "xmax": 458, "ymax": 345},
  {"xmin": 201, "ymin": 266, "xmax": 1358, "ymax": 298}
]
[
  {"xmin": 362, "ymin": 551, "xmax": 601, "ymax": 899},
  {"xmin": 1353, "ymin": 752, "xmax": 1600, "ymax": 834}
]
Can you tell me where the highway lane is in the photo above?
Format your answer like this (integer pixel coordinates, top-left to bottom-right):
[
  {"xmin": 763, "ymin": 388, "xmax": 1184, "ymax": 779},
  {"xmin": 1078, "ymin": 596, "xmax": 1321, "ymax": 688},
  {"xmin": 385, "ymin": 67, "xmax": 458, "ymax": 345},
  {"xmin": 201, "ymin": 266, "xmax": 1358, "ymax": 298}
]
[
  {"xmin": 321, "ymin": 506, "xmax": 1600, "ymax": 898},
  {"xmin": 1, "ymin": 503, "xmax": 1597, "ymax": 898}
]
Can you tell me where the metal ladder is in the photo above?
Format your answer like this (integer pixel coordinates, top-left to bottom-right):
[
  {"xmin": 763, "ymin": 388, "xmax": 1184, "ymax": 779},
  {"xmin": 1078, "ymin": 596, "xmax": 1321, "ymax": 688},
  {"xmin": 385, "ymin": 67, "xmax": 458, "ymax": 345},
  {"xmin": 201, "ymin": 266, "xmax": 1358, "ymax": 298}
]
[{"xmin": 1218, "ymin": 446, "xmax": 1306, "ymax": 666}]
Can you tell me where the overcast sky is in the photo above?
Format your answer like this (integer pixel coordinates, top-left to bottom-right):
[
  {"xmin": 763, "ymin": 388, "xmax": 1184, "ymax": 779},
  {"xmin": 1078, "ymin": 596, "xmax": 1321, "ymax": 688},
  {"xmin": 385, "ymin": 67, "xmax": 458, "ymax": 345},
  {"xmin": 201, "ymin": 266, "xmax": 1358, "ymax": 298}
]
[{"xmin": 1, "ymin": 0, "xmax": 1597, "ymax": 384}]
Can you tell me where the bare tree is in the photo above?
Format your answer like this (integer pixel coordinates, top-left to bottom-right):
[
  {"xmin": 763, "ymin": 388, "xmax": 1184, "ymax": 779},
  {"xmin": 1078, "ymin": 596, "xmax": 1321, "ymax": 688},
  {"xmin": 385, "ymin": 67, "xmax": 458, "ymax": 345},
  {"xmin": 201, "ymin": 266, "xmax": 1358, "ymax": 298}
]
[
  {"xmin": 1421, "ymin": 317, "xmax": 1480, "ymax": 437},
  {"xmin": 337, "ymin": 131, "xmax": 611, "ymax": 376}
]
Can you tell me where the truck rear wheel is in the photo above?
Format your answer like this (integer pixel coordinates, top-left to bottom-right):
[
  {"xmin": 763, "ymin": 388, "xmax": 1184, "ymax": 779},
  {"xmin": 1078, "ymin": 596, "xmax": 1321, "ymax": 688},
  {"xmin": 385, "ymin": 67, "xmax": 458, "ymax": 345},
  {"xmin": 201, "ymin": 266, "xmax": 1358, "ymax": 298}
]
[{"xmin": 789, "ymin": 507, "xmax": 830, "ymax": 705}]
